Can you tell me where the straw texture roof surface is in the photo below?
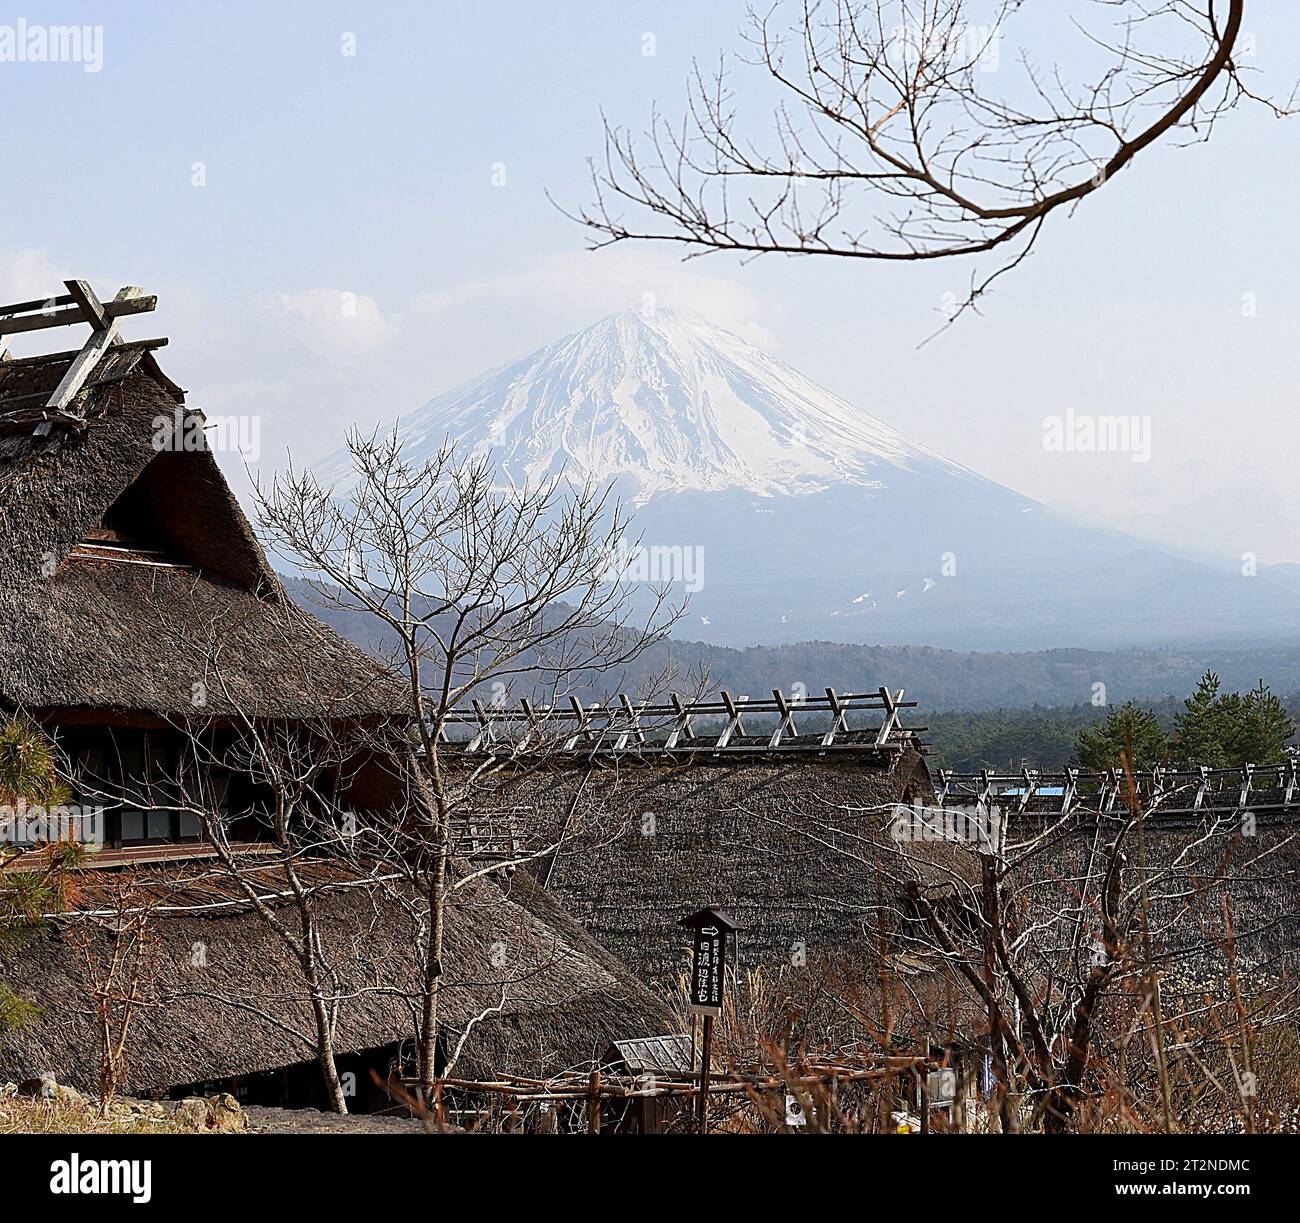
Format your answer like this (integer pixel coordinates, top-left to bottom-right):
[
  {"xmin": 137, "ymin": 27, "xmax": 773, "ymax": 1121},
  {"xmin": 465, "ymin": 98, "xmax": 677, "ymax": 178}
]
[
  {"xmin": 0, "ymin": 858, "xmax": 676, "ymax": 1093},
  {"xmin": 0, "ymin": 346, "xmax": 401, "ymax": 720},
  {"xmin": 482, "ymin": 749, "xmax": 936, "ymax": 987}
]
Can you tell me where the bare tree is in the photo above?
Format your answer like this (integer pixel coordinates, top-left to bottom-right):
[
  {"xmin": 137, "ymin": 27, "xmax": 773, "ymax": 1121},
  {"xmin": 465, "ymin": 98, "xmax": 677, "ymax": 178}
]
[
  {"xmin": 570, "ymin": 0, "xmax": 1282, "ymax": 322},
  {"xmin": 71, "ymin": 709, "xmax": 382, "ymax": 1113},
  {"xmin": 66, "ymin": 873, "xmax": 163, "ymax": 1117},
  {"xmin": 742, "ymin": 768, "xmax": 1300, "ymax": 1132},
  {"xmin": 256, "ymin": 431, "xmax": 686, "ymax": 1100}
]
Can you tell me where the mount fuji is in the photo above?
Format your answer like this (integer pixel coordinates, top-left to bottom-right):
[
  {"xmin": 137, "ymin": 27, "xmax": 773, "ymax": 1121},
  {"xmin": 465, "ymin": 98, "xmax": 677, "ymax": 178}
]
[{"xmin": 319, "ymin": 310, "xmax": 1300, "ymax": 650}]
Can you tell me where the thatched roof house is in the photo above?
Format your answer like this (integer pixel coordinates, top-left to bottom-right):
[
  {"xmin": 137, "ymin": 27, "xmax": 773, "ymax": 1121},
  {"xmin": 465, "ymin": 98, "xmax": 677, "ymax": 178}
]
[
  {"xmin": 933, "ymin": 770, "xmax": 1300, "ymax": 989},
  {"xmin": 0, "ymin": 859, "xmax": 675, "ymax": 1098},
  {"xmin": 458, "ymin": 698, "xmax": 938, "ymax": 990},
  {"xmin": 0, "ymin": 339, "xmax": 394, "ymax": 723},
  {"xmin": 0, "ymin": 283, "xmax": 675, "ymax": 1097}
]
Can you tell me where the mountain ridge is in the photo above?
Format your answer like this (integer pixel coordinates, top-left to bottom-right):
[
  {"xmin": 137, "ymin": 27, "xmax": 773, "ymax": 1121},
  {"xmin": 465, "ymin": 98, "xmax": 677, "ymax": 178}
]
[
  {"xmin": 315, "ymin": 310, "xmax": 1300, "ymax": 650},
  {"xmin": 320, "ymin": 308, "xmax": 987, "ymax": 503}
]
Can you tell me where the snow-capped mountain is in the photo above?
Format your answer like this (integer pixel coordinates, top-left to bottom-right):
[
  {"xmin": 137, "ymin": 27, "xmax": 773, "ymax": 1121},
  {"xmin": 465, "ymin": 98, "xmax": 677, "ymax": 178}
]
[
  {"xmin": 317, "ymin": 311, "xmax": 1300, "ymax": 651},
  {"xmin": 346, "ymin": 309, "xmax": 979, "ymax": 502}
]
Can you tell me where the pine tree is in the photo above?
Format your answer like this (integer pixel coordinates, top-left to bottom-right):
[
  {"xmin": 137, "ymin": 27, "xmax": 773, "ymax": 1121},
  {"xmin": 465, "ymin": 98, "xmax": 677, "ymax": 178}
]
[
  {"xmin": 1074, "ymin": 703, "xmax": 1168, "ymax": 771},
  {"xmin": 1229, "ymin": 680, "xmax": 1295, "ymax": 764},
  {"xmin": 0, "ymin": 716, "xmax": 77, "ymax": 1039},
  {"xmin": 1173, "ymin": 671, "xmax": 1229, "ymax": 768}
]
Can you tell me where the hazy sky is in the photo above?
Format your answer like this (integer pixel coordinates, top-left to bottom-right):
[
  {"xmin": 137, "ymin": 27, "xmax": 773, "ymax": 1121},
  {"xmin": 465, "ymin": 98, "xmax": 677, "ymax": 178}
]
[{"xmin": 4, "ymin": 1, "xmax": 1299, "ymax": 563}]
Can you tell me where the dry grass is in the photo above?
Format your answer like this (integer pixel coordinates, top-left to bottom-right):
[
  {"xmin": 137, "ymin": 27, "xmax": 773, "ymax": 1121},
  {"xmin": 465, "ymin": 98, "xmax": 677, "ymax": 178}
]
[{"xmin": 0, "ymin": 1094, "xmax": 209, "ymax": 1135}]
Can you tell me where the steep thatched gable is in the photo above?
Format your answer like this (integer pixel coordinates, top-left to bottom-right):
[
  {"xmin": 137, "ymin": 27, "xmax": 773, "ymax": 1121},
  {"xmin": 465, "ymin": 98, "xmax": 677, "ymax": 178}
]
[
  {"xmin": 0, "ymin": 344, "xmax": 401, "ymax": 720},
  {"xmin": 0, "ymin": 344, "xmax": 270, "ymax": 586}
]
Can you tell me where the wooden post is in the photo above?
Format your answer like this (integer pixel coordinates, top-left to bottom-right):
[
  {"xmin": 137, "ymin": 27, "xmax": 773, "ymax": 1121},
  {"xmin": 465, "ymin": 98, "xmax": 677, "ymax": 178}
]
[
  {"xmin": 697, "ymin": 1013, "xmax": 714, "ymax": 1133},
  {"xmin": 952, "ymin": 1050, "xmax": 965, "ymax": 1134},
  {"xmin": 588, "ymin": 1069, "xmax": 602, "ymax": 1134},
  {"xmin": 680, "ymin": 906, "xmax": 738, "ymax": 1133},
  {"xmin": 919, "ymin": 1062, "xmax": 930, "ymax": 1134}
]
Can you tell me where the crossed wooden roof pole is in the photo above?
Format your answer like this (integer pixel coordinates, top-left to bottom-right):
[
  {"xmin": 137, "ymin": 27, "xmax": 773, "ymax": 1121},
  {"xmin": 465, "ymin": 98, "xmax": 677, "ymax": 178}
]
[
  {"xmin": 935, "ymin": 761, "xmax": 1300, "ymax": 818},
  {"xmin": 0, "ymin": 279, "xmax": 160, "ymax": 434},
  {"xmin": 441, "ymin": 687, "xmax": 922, "ymax": 756}
]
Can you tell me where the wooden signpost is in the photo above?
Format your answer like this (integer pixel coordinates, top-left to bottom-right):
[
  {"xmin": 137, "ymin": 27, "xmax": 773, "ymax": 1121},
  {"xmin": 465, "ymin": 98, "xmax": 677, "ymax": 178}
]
[{"xmin": 680, "ymin": 906, "xmax": 739, "ymax": 1133}]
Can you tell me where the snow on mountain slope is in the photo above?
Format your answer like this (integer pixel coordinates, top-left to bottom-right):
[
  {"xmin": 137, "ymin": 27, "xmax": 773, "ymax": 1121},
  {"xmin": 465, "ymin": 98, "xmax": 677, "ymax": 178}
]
[
  {"xmin": 337, "ymin": 309, "xmax": 977, "ymax": 501},
  {"xmin": 312, "ymin": 308, "xmax": 1300, "ymax": 650}
]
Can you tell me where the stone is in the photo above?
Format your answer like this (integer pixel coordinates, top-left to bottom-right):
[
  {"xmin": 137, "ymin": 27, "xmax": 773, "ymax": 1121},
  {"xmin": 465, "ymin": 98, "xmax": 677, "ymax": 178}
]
[
  {"xmin": 167, "ymin": 1093, "xmax": 247, "ymax": 1132},
  {"xmin": 169, "ymin": 1097, "xmax": 211, "ymax": 1129},
  {"xmin": 16, "ymin": 1075, "xmax": 57, "ymax": 1100},
  {"xmin": 208, "ymin": 1093, "xmax": 246, "ymax": 1133}
]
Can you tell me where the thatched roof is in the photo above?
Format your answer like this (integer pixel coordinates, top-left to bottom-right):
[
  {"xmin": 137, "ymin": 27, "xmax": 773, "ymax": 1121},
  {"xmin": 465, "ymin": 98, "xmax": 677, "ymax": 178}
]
[
  {"xmin": 481, "ymin": 749, "xmax": 936, "ymax": 988},
  {"xmin": 1000, "ymin": 813, "xmax": 1300, "ymax": 999},
  {"xmin": 478, "ymin": 746, "xmax": 1299, "ymax": 1032},
  {"xmin": 0, "ymin": 345, "xmax": 401, "ymax": 720},
  {"xmin": 0, "ymin": 857, "xmax": 675, "ymax": 1093}
]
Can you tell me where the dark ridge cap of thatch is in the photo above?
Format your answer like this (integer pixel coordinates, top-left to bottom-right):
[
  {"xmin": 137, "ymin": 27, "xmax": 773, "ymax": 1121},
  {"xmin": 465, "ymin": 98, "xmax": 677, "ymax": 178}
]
[
  {"xmin": 465, "ymin": 739, "xmax": 927, "ymax": 777},
  {"xmin": 0, "ymin": 858, "xmax": 677, "ymax": 1092},
  {"xmin": 0, "ymin": 339, "xmax": 179, "ymax": 380}
]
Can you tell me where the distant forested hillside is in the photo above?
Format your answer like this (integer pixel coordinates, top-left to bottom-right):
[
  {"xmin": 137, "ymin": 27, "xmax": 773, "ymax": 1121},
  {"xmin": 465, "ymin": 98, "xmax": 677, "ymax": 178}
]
[
  {"xmin": 921, "ymin": 701, "xmax": 1178, "ymax": 771},
  {"xmin": 284, "ymin": 574, "xmax": 1300, "ymax": 767}
]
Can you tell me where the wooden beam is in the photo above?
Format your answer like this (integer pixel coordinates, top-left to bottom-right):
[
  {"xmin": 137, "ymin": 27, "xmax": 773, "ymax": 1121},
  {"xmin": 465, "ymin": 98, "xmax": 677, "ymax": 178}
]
[
  {"xmin": 1237, "ymin": 764, "xmax": 1253, "ymax": 813},
  {"xmin": 873, "ymin": 686, "xmax": 903, "ymax": 748},
  {"xmin": 43, "ymin": 320, "xmax": 122, "ymax": 413},
  {"xmin": 0, "ymin": 292, "xmax": 155, "ymax": 337},
  {"xmin": 664, "ymin": 694, "xmax": 694, "ymax": 749},
  {"xmin": 1061, "ymin": 767, "xmax": 1078, "ymax": 813},
  {"xmin": 1101, "ymin": 770, "xmax": 1119, "ymax": 813},
  {"xmin": 42, "ymin": 289, "xmax": 157, "ymax": 416},
  {"xmin": 0, "ymin": 292, "xmax": 75, "ymax": 317},
  {"xmin": 0, "ymin": 305, "xmax": 84, "ymax": 337},
  {"xmin": 1193, "ymin": 766, "xmax": 1209, "ymax": 811},
  {"xmin": 821, "ymin": 688, "xmax": 849, "ymax": 748},
  {"xmin": 769, "ymin": 689, "xmax": 798, "ymax": 749},
  {"xmin": 465, "ymin": 699, "xmax": 495, "ymax": 753},
  {"xmin": 563, "ymin": 697, "xmax": 594, "ymax": 752},
  {"xmin": 614, "ymin": 693, "xmax": 646, "ymax": 751},
  {"xmin": 64, "ymin": 279, "xmax": 108, "ymax": 330},
  {"xmin": 515, "ymin": 697, "xmax": 540, "ymax": 752},
  {"xmin": 716, "ymin": 692, "xmax": 747, "ymax": 749},
  {"xmin": 1016, "ymin": 767, "xmax": 1036, "ymax": 813}
]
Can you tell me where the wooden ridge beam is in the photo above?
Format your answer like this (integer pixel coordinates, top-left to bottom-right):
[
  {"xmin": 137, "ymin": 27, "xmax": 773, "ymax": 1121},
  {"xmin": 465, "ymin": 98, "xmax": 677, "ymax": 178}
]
[
  {"xmin": 36, "ymin": 286, "xmax": 157, "ymax": 427},
  {"xmin": 769, "ymin": 688, "xmax": 798, "ymax": 749},
  {"xmin": 0, "ymin": 290, "xmax": 156, "ymax": 337},
  {"xmin": 873, "ymin": 686, "xmax": 904, "ymax": 748}
]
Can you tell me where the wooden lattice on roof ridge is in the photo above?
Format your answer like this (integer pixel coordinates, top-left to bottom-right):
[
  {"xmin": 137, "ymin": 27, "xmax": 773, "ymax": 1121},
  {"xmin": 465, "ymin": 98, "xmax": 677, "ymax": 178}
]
[
  {"xmin": 0, "ymin": 279, "xmax": 163, "ymax": 435},
  {"xmin": 439, "ymin": 686, "xmax": 924, "ymax": 759},
  {"xmin": 935, "ymin": 762, "xmax": 1300, "ymax": 820}
]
